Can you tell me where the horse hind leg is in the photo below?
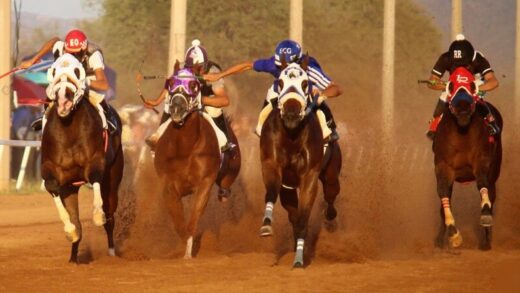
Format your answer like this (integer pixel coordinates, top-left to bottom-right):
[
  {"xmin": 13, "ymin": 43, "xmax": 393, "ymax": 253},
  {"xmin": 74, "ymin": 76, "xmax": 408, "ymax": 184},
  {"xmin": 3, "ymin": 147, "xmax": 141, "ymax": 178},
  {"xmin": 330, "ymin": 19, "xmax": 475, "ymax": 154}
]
[{"xmin": 102, "ymin": 150, "xmax": 124, "ymax": 257}]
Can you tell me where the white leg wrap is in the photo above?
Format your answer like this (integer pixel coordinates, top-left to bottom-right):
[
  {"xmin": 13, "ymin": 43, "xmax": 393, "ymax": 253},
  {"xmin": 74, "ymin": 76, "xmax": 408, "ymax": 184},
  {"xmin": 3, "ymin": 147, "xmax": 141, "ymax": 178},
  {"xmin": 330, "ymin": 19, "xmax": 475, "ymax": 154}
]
[
  {"xmin": 256, "ymin": 103, "xmax": 273, "ymax": 136},
  {"xmin": 108, "ymin": 248, "xmax": 116, "ymax": 256},
  {"xmin": 95, "ymin": 103, "xmax": 108, "ymax": 129},
  {"xmin": 53, "ymin": 196, "xmax": 79, "ymax": 242},
  {"xmin": 263, "ymin": 202, "xmax": 274, "ymax": 221},
  {"xmin": 316, "ymin": 109, "xmax": 332, "ymax": 139},
  {"xmin": 439, "ymin": 92, "xmax": 449, "ymax": 103},
  {"xmin": 184, "ymin": 236, "xmax": 193, "ymax": 259},
  {"xmin": 92, "ymin": 182, "xmax": 106, "ymax": 226},
  {"xmin": 294, "ymin": 238, "xmax": 305, "ymax": 266},
  {"xmin": 201, "ymin": 112, "xmax": 227, "ymax": 152},
  {"xmin": 480, "ymin": 188, "xmax": 492, "ymax": 209},
  {"xmin": 441, "ymin": 197, "xmax": 455, "ymax": 226}
]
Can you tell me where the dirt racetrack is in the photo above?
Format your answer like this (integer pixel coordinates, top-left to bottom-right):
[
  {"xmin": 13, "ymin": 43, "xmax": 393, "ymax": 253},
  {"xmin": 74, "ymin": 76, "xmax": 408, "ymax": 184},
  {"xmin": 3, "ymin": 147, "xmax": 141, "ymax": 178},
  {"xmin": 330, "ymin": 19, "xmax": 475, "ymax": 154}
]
[{"xmin": 1, "ymin": 111, "xmax": 520, "ymax": 292}]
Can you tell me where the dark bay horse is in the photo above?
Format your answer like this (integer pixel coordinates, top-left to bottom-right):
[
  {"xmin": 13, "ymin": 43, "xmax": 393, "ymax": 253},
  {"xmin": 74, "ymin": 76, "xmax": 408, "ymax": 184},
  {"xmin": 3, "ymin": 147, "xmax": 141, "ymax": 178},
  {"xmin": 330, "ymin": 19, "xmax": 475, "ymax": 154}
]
[
  {"xmin": 259, "ymin": 59, "xmax": 342, "ymax": 268},
  {"xmin": 432, "ymin": 67, "xmax": 502, "ymax": 250},
  {"xmin": 154, "ymin": 62, "xmax": 241, "ymax": 259},
  {"xmin": 41, "ymin": 54, "xmax": 124, "ymax": 263}
]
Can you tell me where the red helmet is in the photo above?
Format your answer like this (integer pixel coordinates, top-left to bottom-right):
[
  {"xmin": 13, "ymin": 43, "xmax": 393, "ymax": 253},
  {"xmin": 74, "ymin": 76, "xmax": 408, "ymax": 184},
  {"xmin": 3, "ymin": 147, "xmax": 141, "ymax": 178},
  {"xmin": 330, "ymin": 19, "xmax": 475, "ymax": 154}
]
[
  {"xmin": 447, "ymin": 67, "xmax": 477, "ymax": 99},
  {"xmin": 64, "ymin": 29, "xmax": 88, "ymax": 53}
]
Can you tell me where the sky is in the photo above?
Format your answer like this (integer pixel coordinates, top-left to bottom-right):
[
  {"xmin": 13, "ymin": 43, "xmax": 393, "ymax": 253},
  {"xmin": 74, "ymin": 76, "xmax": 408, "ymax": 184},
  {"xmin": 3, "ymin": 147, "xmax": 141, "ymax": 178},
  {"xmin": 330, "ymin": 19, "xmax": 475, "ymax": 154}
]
[{"xmin": 16, "ymin": 0, "xmax": 101, "ymax": 19}]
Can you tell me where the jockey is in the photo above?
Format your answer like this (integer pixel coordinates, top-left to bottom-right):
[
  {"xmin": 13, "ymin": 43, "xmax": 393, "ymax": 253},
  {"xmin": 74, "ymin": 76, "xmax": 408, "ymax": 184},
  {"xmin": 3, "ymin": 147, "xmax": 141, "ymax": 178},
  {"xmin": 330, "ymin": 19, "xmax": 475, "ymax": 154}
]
[
  {"xmin": 204, "ymin": 39, "xmax": 342, "ymax": 141},
  {"xmin": 20, "ymin": 29, "xmax": 115, "ymax": 133},
  {"xmin": 426, "ymin": 34, "xmax": 499, "ymax": 139},
  {"xmin": 144, "ymin": 39, "xmax": 236, "ymax": 152}
]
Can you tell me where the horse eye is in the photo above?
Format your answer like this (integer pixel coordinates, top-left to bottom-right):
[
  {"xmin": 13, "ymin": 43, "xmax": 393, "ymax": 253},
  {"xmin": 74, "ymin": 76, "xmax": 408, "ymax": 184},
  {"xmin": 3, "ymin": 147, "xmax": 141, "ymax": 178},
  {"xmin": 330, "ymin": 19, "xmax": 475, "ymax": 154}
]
[
  {"xmin": 301, "ymin": 80, "xmax": 308, "ymax": 92},
  {"xmin": 74, "ymin": 68, "xmax": 81, "ymax": 80},
  {"xmin": 278, "ymin": 80, "xmax": 284, "ymax": 92}
]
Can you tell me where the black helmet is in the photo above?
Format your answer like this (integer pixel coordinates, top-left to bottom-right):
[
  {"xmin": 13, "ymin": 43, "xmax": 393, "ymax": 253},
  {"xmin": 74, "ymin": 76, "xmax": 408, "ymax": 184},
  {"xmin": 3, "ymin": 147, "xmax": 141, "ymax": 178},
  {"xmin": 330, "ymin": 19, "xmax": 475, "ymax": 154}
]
[{"xmin": 448, "ymin": 34, "xmax": 474, "ymax": 67}]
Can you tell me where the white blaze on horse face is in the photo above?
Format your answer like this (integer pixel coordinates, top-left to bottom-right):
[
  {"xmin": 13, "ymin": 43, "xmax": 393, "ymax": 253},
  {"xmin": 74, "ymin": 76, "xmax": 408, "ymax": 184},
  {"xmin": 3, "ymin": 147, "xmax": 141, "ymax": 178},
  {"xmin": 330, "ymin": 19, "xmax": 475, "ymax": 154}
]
[
  {"xmin": 441, "ymin": 197, "xmax": 455, "ymax": 226},
  {"xmin": 278, "ymin": 63, "xmax": 309, "ymax": 113},
  {"xmin": 47, "ymin": 53, "xmax": 86, "ymax": 115},
  {"xmin": 53, "ymin": 196, "xmax": 79, "ymax": 243},
  {"xmin": 92, "ymin": 182, "xmax": 106, "ymax": 226},
  {"xmin": 480, "ymin": 188, "xmax": 491, "ymax": 209}
]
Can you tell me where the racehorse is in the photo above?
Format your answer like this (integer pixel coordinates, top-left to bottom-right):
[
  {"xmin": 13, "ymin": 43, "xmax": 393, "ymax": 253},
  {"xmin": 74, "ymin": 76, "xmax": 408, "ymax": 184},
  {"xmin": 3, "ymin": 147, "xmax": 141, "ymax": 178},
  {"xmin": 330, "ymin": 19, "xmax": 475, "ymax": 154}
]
[
  {"xmin": 154, "ymin": 61, "xmax": 241, "ymax": 259},
  {"xmin": 432, "ymin": 67, "xmax": 502, "ymax": 250},
  {"xmin": 258, "ymin": 57, "xmax": 342, "ymax": 267},
  {"xmin": 41, "ymin": 54, "xmax": 124, "ymax": 263}
]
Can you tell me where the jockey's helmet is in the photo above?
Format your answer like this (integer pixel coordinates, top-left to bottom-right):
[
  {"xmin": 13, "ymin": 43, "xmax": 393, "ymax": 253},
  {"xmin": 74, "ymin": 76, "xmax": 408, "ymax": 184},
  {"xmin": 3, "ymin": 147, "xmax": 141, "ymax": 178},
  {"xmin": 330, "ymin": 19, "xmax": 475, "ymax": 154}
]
[
  {"xmin": 64, "ymin": 29, "xmax": 88, "ymax": 53},
  {"xmin": 275, "ymin": 39, "xmax": 302, "ymax": 66},
  {"xmin": 184, "ymin": 39, "xmax": 208, "ymax": 68},
  {"xmin": 448, "ymin": 34, "xmax": 474, "ymax": 67}
]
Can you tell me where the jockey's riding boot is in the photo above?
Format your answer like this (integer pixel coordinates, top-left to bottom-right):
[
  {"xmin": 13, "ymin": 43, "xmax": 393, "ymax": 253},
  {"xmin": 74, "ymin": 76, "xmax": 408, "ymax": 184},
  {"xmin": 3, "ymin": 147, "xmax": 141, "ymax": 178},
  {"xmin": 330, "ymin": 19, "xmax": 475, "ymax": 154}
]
[
  {"xmin": 319, "ymin": 102, "xmax": 339, "ymax": 141},
  {"xmin": 31, "ymin": 100, "xmax": 51, "ymax": 131},
  {"xmin": 213, "ymin": 115, "xmax": 236, "ymax": 152},
  {"xmin": 486, "ymin": 114, "xmax": 500, "ymax": 136},
  {"xmin": 100, "ymin": 100, "xmax": 117, "ymax": 134},
  {"xmin": 145, "ymin": 113, "xmax": 171, "ymax": 150},
  {"xmin": 31, "ymin": 117, "xmax": 43, "ymax": 131},
  {"xmin": 426, "ymin": 100, "xmax": 447, "ymax": 140}
]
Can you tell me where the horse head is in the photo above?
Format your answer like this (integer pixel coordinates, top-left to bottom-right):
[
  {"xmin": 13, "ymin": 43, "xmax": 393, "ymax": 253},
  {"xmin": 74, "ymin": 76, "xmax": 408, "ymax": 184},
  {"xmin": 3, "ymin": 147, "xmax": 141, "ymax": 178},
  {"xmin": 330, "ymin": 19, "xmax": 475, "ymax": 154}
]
[
  {"xmin": 277, "ymin": 56, "xmax": 311, "ymax": 129},
  {"xmin": 46, "ymin": 53, "xmax": 87, "ymax": 118},
  {"xmin": 166, "ymin": 60, "xmax": 202, "ymax": 125},
  {"xmin": 447, "ymin": 67, "xmax": 478, "ymax": 128}
]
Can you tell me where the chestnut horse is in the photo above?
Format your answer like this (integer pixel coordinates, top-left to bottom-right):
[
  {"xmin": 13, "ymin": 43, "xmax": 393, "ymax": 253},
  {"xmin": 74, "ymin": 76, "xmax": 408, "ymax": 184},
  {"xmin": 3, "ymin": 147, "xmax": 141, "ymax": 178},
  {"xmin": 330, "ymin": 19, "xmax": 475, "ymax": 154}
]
[
  {"xmin": 154, "ymin": 62, "xmax": 241, "ymax": 259},
  {"xmin": 41, "ymin": 54, "xmax": 124, "ymax": 263},
  {"xmin": 433, "ymin": 67, "xmax": 502, "ymax": 250},
  {"xmin": 259, "ymin": 58, "xmax": 342, "ymax": 268}
]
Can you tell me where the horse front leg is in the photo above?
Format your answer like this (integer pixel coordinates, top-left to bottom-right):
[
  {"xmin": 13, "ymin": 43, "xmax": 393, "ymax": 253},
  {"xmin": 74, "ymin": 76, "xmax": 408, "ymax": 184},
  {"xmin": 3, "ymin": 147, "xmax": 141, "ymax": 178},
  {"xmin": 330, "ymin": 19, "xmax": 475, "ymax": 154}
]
[
  {"xmin": 292, "ymin": 170, "xmax": 320, "ymax": 268},
  {"xmin": 475, "ymin": 170, "xmax": 493, "ymax": 228},
  {"xmin": 185, "ymin": 177, "xmax": 214, "ymax": 259},
  {"xmin": 260, "ymin": 160, "xmax": 281, "ymax": 237},
  {"xmin": 435, "ymin": 167, "xmax": 461, "ymax": 248},
  {"xmin": 162, "ymin": 182, "xmax": 188, "ymax": 256},
  {"xmin": 60, "ymin": 189, "xmax": 82, "ymax": 263},
  {"xmin": 87, "ymin": 162, "xmax": 107, "ymax": 227}
]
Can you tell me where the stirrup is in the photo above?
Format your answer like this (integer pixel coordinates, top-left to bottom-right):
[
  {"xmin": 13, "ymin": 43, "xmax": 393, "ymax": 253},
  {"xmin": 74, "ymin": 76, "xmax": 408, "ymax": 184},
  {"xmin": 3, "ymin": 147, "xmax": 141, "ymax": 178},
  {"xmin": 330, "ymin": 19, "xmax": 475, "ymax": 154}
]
[
  {"xmin": 220, "ymin": 142, "xmax": 236, "ymax": 152},
  {"xmin": 107, "ymin": 120, "xmax": 117, "ymax": 135},
  {"xmin": 31, "ymin": 118, "xmax": 43, "ymax": 131},
  {"xmin": 487, "ymin": 123, "xmax": 500, "ymax": 136}
]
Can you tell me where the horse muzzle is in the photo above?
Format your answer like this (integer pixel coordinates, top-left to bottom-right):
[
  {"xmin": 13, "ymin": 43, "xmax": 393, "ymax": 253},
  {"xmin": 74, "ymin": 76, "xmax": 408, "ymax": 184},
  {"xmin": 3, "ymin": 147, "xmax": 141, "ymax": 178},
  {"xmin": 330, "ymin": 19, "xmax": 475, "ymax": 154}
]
[
  {"xmin": 169, "ymin": 95, "xmax": 189, "ymax": 124},
  {"xmin": 280, "ymin": 97, "xmax": 304, "ymax": 129}
]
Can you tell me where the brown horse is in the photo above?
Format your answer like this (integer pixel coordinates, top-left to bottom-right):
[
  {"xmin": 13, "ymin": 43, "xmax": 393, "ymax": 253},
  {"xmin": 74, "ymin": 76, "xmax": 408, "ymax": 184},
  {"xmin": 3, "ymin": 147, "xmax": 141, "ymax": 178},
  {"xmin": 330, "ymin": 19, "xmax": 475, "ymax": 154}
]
[
  {"xmin": 258, "ymin": 59, "xmax": 342, "ymax": 268},
  {"xmin": 432, "ymin": 69, "xmax": 502, "ymax": 250},
  {"xmin": 41, "ymin": 54, "xmax": 124, "ymax": 263},
  {"xmin": 154, "ymin": 62, "xmax": 241, "ymax": 259}
]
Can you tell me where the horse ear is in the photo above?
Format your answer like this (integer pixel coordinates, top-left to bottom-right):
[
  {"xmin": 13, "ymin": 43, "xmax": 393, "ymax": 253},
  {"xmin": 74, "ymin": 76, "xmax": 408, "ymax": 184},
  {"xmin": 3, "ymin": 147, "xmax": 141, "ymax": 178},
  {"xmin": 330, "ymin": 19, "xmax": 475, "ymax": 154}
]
[
  {"xmin": 301, "ymin": 53, "xmax": 309, "ymax": 71},
  {"xmin": 174, "ymin": 60, "xmax": 180, "ymax": 75},
  {"xmin": 280, "ymin": 54, "xmax": 288, "ymax": 69}
]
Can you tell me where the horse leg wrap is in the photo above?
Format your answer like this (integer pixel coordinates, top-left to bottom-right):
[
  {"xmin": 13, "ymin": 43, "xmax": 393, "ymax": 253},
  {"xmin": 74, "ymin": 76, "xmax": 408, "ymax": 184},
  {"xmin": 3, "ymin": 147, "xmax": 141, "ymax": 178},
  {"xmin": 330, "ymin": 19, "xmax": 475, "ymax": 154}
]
[
  {"xmin": 316, "ymin": 110, "xmax": 332, "ymax": 139},
  {"xmin": 53, "ymin": 196, "xmax": 79, "ymax": 243},
  {"xmin": 479, "ymin": 188, "xmax": 492, "ymax": 209},
  {"xmin": 184, "ymin": 236, "xmax": 193, "ymax": 259},
  {"xmin": 92, "ymin": 182, "xmax": 106, "ymax": 226},
  {"xmin": 441, "ymin": 197, "xmax": 455, "ymax": 226},
  {"xmin": 263, "ymin": 202, "xmax": 274, "ymax": 222},
  {"xmin": 293, "ymin": 238, "xmax": 305, "ymax": 267},
  {"xmin": 256, "ymin": 103, "xmax": 273, "ymax": 136}
]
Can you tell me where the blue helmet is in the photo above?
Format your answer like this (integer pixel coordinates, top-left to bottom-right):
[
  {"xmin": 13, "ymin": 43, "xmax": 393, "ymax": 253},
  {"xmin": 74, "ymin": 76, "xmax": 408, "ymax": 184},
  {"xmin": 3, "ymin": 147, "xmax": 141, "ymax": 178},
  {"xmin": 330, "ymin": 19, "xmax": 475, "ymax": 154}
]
[{"xmin": 274, "ymin": 40, "xmax": 302, "ymax": 66}]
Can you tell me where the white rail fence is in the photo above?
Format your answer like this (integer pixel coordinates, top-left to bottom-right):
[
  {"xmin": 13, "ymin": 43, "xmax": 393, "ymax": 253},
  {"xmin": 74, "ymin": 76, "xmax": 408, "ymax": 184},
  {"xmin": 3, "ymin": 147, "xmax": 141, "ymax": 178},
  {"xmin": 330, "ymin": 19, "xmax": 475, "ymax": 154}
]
[{"xmin": 0, "ymin": 139, "xmax": 41, "ymax": 191}]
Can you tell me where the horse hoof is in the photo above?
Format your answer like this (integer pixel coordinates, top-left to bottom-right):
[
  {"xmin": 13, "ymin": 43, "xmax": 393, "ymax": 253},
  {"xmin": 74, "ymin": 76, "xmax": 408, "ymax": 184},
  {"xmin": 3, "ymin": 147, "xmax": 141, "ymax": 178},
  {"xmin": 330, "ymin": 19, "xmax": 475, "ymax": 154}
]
[
  {"xmin": 449, "ymin": 231, "xmax": 463, "ymax": 248},
  {"xmin": 68, "ymin": 257, "xmax": 79, "ymax": 264},
  {"xmin": 324, "ymin": 205, "xmax": 337, "ymax": 221},
  {"xmin": 259, "ymin": 225, "xmax": 273, "ymax": 237},
  {"xmin": 293, "ymin": 261, "xmax": 304, "ymax": 268},
  {"xmin": 65, "ymin": 229, "xmax": 80, "ymax": 243},
  {"xmin": 218, "ymin": 195, "xmax": 229, "ymax": 203},
  {"xmin": 93, "ymin": 210, "xmax": 106, "ymax": 226},
  {"xmin": 108, "ymin": 248, "xmax": 116, "ymax": 257},
  {"xmin": 184, "ymin": 254, "xmax": 192, "ymax": 260},
  {"xmin": 324, "ymin": 219, "xmax": 337, "ymax": 233},
  {"xmin": 480, "ymin": 214, "xmax": 493, "ymax": 227}
]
